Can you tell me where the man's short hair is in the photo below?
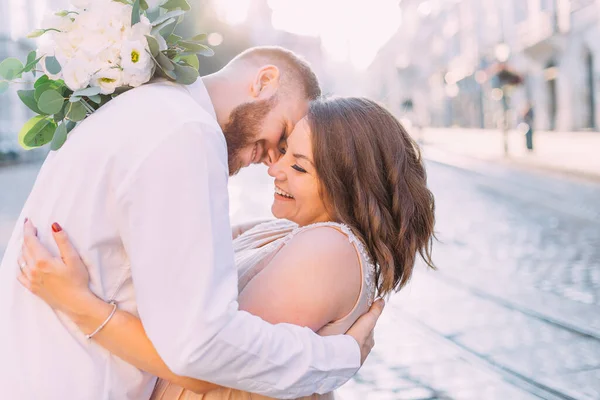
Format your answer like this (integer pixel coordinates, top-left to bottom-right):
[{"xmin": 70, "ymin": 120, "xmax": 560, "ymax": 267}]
[{"xmin": 231, "ymin": 46, "xmax": 321, "ymax": 100}]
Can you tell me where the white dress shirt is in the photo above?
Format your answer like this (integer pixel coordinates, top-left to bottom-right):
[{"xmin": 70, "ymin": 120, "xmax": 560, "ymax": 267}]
[{"xmin": 0, "ymin": 79, "xmax": 360, "ymax": 400}]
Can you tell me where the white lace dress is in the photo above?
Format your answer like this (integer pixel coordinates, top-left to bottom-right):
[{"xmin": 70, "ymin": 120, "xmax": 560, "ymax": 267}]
[{"xmin": 151, "ymin": 219, "xmax": 376, "ymax": 400}]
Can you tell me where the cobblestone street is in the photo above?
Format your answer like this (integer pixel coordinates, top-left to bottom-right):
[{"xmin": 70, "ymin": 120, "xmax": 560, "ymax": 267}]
[{"xmin": 1, "ymin": 154, "xmax": 599, "ymax": 399}]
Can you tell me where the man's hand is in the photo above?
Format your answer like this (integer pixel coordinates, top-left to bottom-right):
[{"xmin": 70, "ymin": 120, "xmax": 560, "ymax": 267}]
[{"xmin": 346, "ymin": 298, "xmax": 385, "ymax": 365}]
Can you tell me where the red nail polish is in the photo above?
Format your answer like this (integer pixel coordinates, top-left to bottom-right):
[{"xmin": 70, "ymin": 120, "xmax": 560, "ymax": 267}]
[{"xmin": 51, "ymin": 223, "xmax": 62, "ymax": 233}]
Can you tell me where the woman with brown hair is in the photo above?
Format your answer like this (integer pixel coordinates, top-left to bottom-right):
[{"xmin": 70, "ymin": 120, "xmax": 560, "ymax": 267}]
[{"xmin": 18, "ymin": 97, "xmax": 435, "ymax": 399}]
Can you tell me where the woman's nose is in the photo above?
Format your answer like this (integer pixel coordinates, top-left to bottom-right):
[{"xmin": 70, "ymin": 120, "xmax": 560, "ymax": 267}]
[{"xmin": 267, "ymin": 157, "xmax": 285, "ymax": 179}]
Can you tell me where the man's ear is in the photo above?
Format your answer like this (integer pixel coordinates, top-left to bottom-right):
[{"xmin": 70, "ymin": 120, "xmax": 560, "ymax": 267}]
[{"xmin": 251, "ymin": 65, "xmax": 280, "ymax": 99}]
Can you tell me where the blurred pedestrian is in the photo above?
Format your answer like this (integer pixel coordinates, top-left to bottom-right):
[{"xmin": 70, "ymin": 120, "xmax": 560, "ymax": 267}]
[{"xmin": 522, "ymin": 103, "xmax": 535, "ymax": 151}]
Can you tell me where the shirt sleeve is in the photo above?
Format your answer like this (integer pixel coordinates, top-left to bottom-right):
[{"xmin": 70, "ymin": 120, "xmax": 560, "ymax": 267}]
[{"xmin": 115, "ymin": 121, "xmax": 361, "ymax": 398}]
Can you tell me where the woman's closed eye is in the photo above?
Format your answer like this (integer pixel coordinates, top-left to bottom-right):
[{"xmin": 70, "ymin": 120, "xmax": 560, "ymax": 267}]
[{"xmin": 291, "ymin": 164, "xmax": 307, "ymax": 173}]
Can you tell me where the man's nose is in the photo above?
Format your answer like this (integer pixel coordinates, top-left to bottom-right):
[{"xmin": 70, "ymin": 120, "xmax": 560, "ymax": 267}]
[{"xmin": 262, "ymin": 148, "xmax": 280, "ymax": 167}]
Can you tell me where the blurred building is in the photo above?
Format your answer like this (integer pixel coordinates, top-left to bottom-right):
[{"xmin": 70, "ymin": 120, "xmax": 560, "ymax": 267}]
[
  {"xmin": 369, "ymin": 0, "xmax": 600, "ymax": 132},
  {"xmin": 0, "ymin": 0, "xmax": 51, "ymax": 160}
]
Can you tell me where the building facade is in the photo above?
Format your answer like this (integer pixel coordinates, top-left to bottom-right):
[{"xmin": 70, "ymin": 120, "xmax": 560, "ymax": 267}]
[{"xmin": 368, "ymin": 0, "xmax": 600, "ymax": 132}]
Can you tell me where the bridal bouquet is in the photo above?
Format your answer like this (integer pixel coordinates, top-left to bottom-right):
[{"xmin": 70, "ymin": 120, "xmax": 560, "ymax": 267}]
[{"xmin": 0, "ymin": 0, "xmax": 213, "ymax": 150}]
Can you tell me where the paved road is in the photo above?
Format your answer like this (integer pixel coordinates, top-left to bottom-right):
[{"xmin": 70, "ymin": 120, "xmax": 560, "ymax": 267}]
[{"xmin": 1, "ymin": 156, "xmax": 599, "ymax": 399}]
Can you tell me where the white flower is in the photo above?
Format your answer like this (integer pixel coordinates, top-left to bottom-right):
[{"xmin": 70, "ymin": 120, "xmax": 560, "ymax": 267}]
[
  {"xmin": 62, "ymin": 59, "xmax": 93, "ymax": 91},
  {"xmin": 41, "ymin": 13, "xmax": 74, "ymax": 32},
  {"xmin": 123, "ymin": 66, "xmax": 153, "ymax": 87},
  {"xmin": 121, "ymin": 39, "xmax": 151, "ymax": 70},
  {"xmin": 91, "ymin": 67, "xmax": 123, "ymax": 94},
  {"xmin": 124, "ymin": 15, "xmax": 152, "ymax": 42}
]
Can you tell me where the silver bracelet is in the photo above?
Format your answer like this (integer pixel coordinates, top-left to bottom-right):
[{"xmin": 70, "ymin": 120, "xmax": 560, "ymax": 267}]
[{"xmin": 85, "ymin": 301, "xmax": 117, "ymax": 340}]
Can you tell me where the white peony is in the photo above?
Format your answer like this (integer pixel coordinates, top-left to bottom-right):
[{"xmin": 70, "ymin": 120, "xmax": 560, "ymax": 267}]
[
  {"xmin": 62, "ymin": 59, "xmax": 93, "ymax": 91},
  {"xmin": 123, "ymin": 66, "xmax": 153, "ymax": 87},
  {"xmin": 121, "ymin": 38, "xmax": 154, "ymax": 87},
  {"xmin": 91, "ymin": 66, "xmax": 123, "ymax": 94},
  {"xmin": 124, "ymin": 15, "xmax": 152, "ymax": 42}
]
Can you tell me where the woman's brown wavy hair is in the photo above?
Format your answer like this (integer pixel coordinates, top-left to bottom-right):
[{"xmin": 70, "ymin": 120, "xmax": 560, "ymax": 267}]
[{"xmin": 307, "ymin": 97, "xmax": 436, "ymax": 296}]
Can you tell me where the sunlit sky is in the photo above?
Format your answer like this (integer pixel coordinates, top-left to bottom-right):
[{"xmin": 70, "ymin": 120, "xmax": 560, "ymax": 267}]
[{"xmin": 213, "ymin": 0, "xmax": 402, "ymax": 70}]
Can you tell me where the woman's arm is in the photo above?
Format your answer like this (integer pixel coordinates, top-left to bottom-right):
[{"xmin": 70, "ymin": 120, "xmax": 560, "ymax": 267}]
[
  {"xmin": 19, "ymin": 222, "xmax": 362, "ymax": 394},
  {"xmin": 70, "ymin": 294, "xmax": 220, "ymax": 394},
  {"xmin": 18, "ymin": 221, "xmax": 219, "ymax": 394},
  {"xmin": 231, "ymin": 219, "xmax": 272, "ymax": 239},
  {"xmin": 238, "ymin": 227, "xmax": 361, "ymax": 330}
]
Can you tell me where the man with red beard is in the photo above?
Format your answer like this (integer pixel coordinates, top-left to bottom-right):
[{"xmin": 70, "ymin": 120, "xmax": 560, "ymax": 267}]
[{"xmin": 0, "ymin": 46, "xmax": 383, "ymax": 400}]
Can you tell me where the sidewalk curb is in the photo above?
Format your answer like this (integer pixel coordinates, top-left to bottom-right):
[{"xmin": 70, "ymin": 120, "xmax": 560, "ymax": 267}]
[{"xmin": 421, "ymin": 144, "xmax": 600, "ymax": 184}]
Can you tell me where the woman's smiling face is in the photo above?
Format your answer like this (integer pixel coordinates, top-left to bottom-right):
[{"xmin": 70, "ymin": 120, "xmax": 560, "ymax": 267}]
[{"xmin": 267, "ymin": 118, "xmax": 332, "ymax": 227}]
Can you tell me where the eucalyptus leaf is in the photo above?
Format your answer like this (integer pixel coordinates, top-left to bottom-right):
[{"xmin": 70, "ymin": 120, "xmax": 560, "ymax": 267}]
[
  {"xmin": 167, "ymin": 33, "xmax": 182, "ymax": 45},
  {"xmin": 69, "ymin": 95, "xmax": 81, "ymax": 103},
  {"xmin": 72, "ymin": 86, "xmax": 101, "ymax": 97},
  {"xmin": 0, "ymin": 58, "xmax": 24, "ymax": 80},
  {"xmin": 21, "ymin": 55, "xmax": 43, "ymax": 74},
  {"xmin": 38, "ymin": 89, "xmax": 65, "ymax": 115},
  {"xmin": 156, "ymin": 52, "xmax": 174, "ymax": 71},
  {"xmin": 179, "ymin": 54, "xmax": 199, "ymax": 71},
  {"xmin": 35, "ymin": 81, "xmax": 64, "ymax": 102},
  {"xmin": 88, "ymin": 94, "xmax": 102, "ymax": 104},
  {"xmin": 150, "ymin": 18, "xmax": 175, "ymax": 36},
  {"xmin": 151, "ymin": 9, "xmax": 185, "ymax": 26},
  {"xmin": 17, "ymin": 90, "xmax": 46, "ymax": 114},
  {"xmin": 34, "ymin": 75, "xmax": 50, "ymax": 89},
  {"xmin": 131, "ymin": 0, "xmax": 141, "ymax": 25},
  {"xmin": 0, "ymin": 81, "xmax": 8, "ymax": 94},
  {"xmin": 179, "ymin": 41, "xmax": 214, "ymax": 56},
  {"xmin": 161, "ymin": 0, "xmax": 190, "ymax": 11},
  {"xmin": 18, "ymin": 116, "xmax": 57, "ymax": 150},
  {"xmin": 189, "ymin": 33, "xmax": 207, "ymax": 42},
  {"xmin": 145, "ymin": 35, "xmax": 160, "ymax": 57},
  {"xmin": 54, "ymin": 101, "xmax": 68, "ymax": 122},
  {"xmin": 66, "ymin": 101, "xmax": 87, "ymax": 122},
  {"xmin": 172, "ymin": 62, "xmax": 198, "ymax": 85},
  {"xmin": 50, "ymin": 122, "xmax": 68, "ymax": 151},
  {"xmin": 140, "ymin": 0, "xmax": 149, "ymax": 10},
  {"xmin": 65, "ymin": 120, "xmax": 77, "ymax": 133},
  {"xmin": 44, "ymin": 56, "xmax": 61, "ymax": 75}
]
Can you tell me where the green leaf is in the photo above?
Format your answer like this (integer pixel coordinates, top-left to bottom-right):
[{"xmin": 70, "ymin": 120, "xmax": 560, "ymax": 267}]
[
  {"xmin": 131, "ymin": 0, "xmax": 141, "ymax": 25},
  {"xmin": 0, "ymin": 58, "xmax": 24, "ymax": 80},
  {"xmin": 88, "ymin": 94, "xmax": 102, "ymax": 104},
  {"xmin": 17, "ymin": 90, "xmax": 46, "ymax": 114},
  {"xmin": 172, "ymin": 62, "xmax": 198, "ymax": 85},
  {"xmin": 34, "ymin": 75, "xmax": 50, "ymax": 89},
  {"xmin": 38, "ymin": 89, "xmax": 65, "ymax": 115},
  {"xmin": 35, "ymin": 81, "xmax": 65, "ymax": 102},
  {"xmin": 179, "ymin": 41, "xmax": 214, "ymax": 56},
  {"xmin": 18, "ymin": 115, "xmax": 57, "ymax": 150},
  {"xmin": 139, "ymin": 0, "xmax": 149, "ymax": 10},
  {"xmin": 161, "ymin": 0, "xmax": 190, "ymax": 11},
  {"xmin": 179, "ymin": 54, "xmax": 199, "ymax": 71},
  {"xmin": 145, "ymin": 35, "xmax": 160, "ymax": 57},
  {"xmin": 45, "ymin": 56, "xmax": 61, "ymax": 75},
  {"xmin": 0, "ymin": 81, "xmax": 9, "ymax": 94},
  {"xmin": 21, "ymin": 55, "xmax": 42, "ymax": 74},
  {"xmin": 53, "ymin": 101, "xmax": 68, "ymax": 122},
  {"xmin": 151, "ymin": 9, "xmax": 185, "ymax": 26},
  {"xmin": 167, "ymin": 33, "xmax": 182, "ymax": 45},
  {"xmin": 156, "ymin": 52, "xmax": 174, "ymax": 71},
  {"xmin": 65, "ymin": 120, "xmax": 77, "ymax": 133},
  {"xmin": 66, "ymin": 101, "xmax": 87, "ymax": 122},
  {"xmin": 50, "ymin": 121, "xmax": 68, "ymax": 150},
  {"xmin": 151, "ymin": 18, "xmax": 175, "ymax": 37},
  {"xmin": 189, "ymin": 33, "xmax": 207, "ymax": 42},
  {"xmin": 72, "ymin": 86, "xmax": 101, "ymax": 97}
]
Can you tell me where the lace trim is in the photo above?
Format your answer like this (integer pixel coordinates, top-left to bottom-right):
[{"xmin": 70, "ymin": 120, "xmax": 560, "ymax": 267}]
[{"xmin": 282, "ymin": 221, "xmax": 376, "ymax": 306}]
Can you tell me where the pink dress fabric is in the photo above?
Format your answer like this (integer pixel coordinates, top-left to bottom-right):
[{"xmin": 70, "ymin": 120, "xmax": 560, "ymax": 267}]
[{"xmin": 150, "ymin": 219, "xmax": 376, "ymax": 400}]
